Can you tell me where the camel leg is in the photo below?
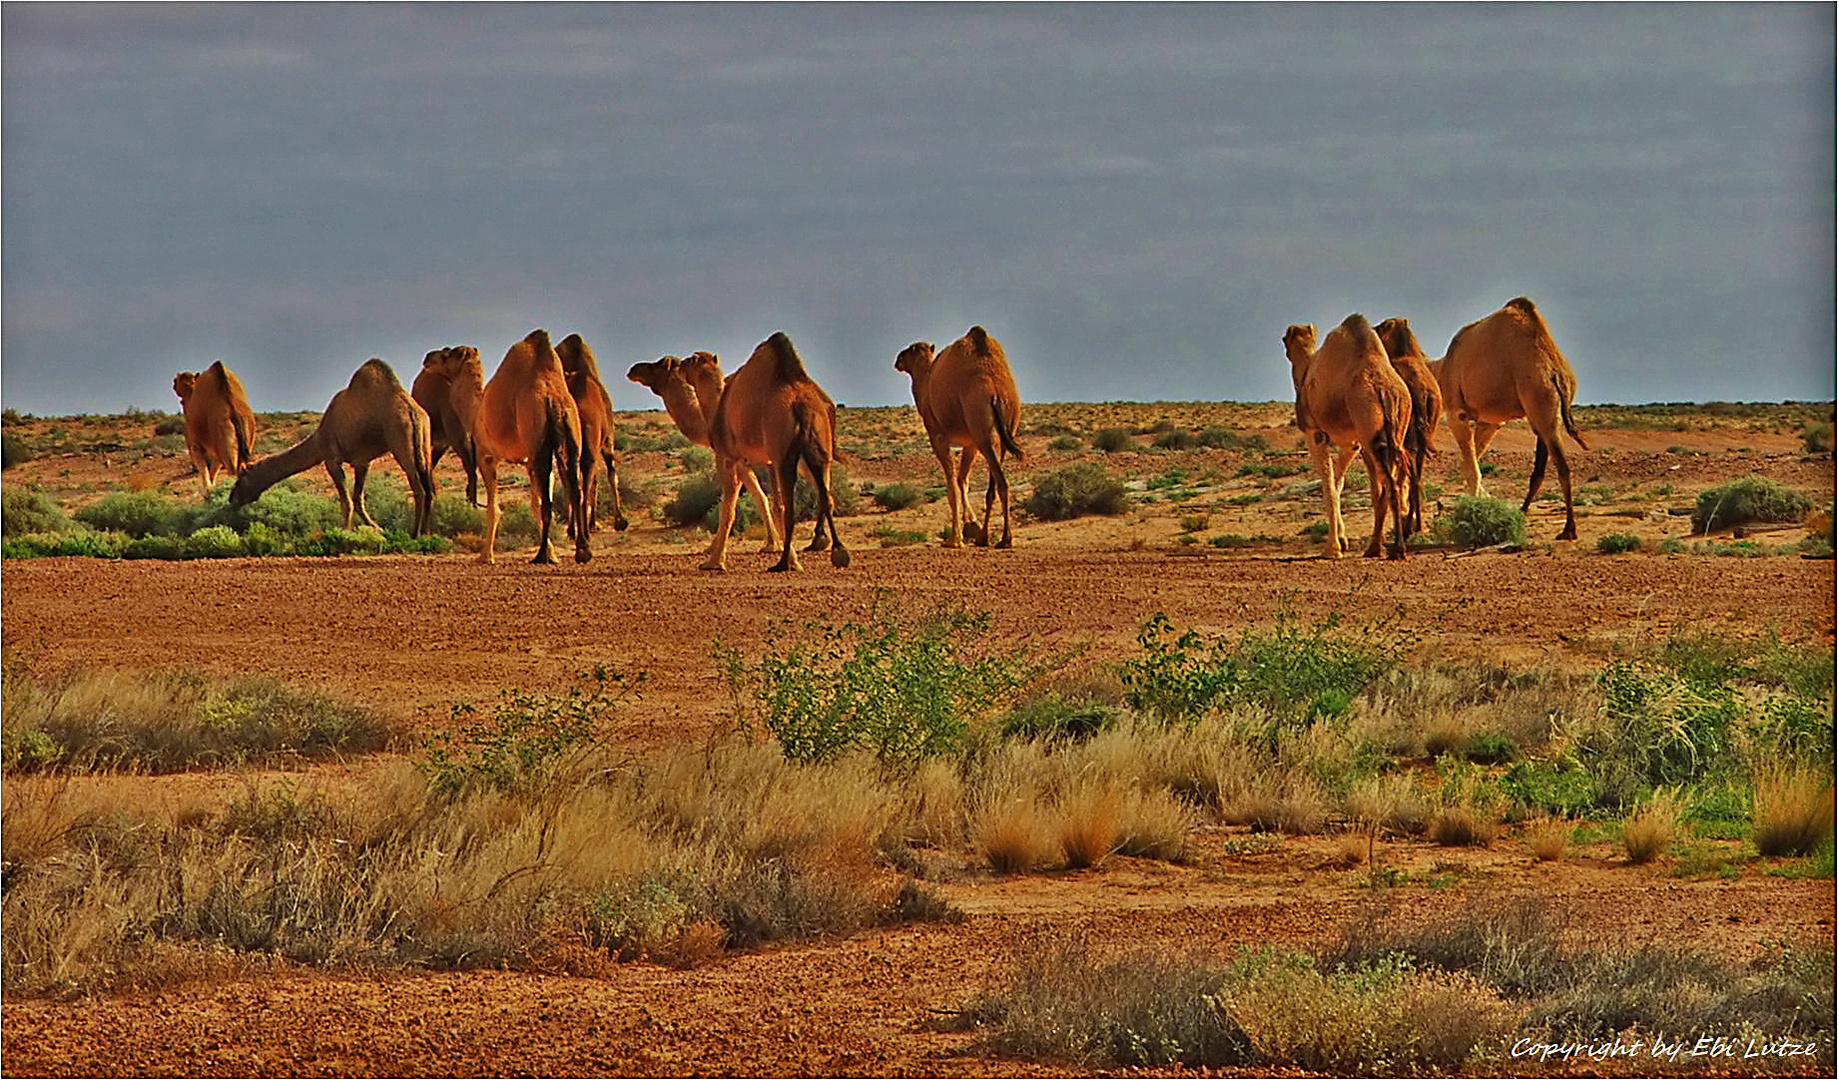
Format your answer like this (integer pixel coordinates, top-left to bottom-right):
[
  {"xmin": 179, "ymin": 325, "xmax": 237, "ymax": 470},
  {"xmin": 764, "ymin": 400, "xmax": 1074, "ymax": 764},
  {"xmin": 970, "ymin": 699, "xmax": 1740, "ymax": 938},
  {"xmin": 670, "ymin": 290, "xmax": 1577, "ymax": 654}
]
[
  {"xmin": 769, "ymin": 455, "xmax": 803, "ymax": 572},
  {"xmin": 955, "ymin": 447, "xmax": 988, "ymax": 547},
  {"xmin": 1448, "ymin": 416, "xmax": 1486, "ymax": 498},
  {"xmin": 820, "ymin": 462, "xmax": 851, "ymax": 568},
  {"xmin": 701, "ymin": 461, "xmax": 743, "ymax": 571},
  {"xmin": 460, "ymin": 442, "xmax": 479, "ymax": 507},
  {"xmin": 527, "ymin": 459, "xmax": 558, "ymax": 566},
  {"xmin": 746, "ymin": 469, "xmax": 781, "ymax": 552},
  {"xmin": 605, "ymin": 451, "xmax": 629, "ymax": 532},
  {"xmin": 1310, "ymin": 435, "xmax": 1343, "ymax": 559},
  {"xmin": 1525, "ymin": 428, "xmax": 1579, "ymax": 541},
  {"xmin": 934, "ymin": 443, "xmax": 965, "ymax": 548},
  {"xmin": 988, "ymin": 448, "xmax": 1013, "ymax": 549},
  {"xmin": 349, "ymin": 462, "xmax": 381, "ymax": 530},
  {"xmin": 479, "ymin": 456, "xmax": 499, "ymax": 564},
  {"xmin": 563, "ymin": 446, "xmax": 590, "ymax": 564},
  {"xmin": 325, "ymin": 460, "xmax": 355, "ymax": 530},
  {"xmin": 803, "ymin": 463, "xmax": 833, "ymax": 553}
]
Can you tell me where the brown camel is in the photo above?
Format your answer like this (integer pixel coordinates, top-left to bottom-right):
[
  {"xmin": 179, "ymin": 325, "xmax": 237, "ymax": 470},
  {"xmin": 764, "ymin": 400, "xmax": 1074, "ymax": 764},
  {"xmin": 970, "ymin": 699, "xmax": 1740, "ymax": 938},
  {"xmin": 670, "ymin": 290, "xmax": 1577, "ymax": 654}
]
[
  {"xmin": 1434, "ymin": 297, "xmax": 1590, "ymax": 540},
  {"xmin": 1283, "ymin": 314, "xmax": 1412, "ymax": 560},
  {"xmin": 412, "ymin": 346, "xmax": 481, "ymax": 506},
  {"xmin": 625, "ymin": 352, "xmax": 781, "ymax": 552},
  {"xmin": 1372, "ymin": 317, "xmax": 1446, "ymax": 538},
  {"xmin": 702, "ymin": 332, "xmax": 849, "ymax": 573},
  {"xmin": 459, "ymin": 329, "xmax": 591, "ymax": 565},
  {"xmin": 230, "ymin": 359, "xmax": 433, "ymax": 536},
  {"xmin": 555, "ymin": 334, "xmax": 629, "ymax": 537},
  {"xmin": 172, "ymin": 360, "xmax": 257, "ymax": 498},
  {"xmin": 894, "ymin": 326, "xmax": 1025, "ymax": 548}
]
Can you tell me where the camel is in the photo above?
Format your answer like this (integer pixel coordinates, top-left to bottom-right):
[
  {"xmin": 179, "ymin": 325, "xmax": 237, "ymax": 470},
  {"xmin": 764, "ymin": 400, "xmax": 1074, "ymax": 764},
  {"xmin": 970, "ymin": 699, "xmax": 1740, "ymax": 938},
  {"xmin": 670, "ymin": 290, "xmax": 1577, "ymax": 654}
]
[
  {"xmin": 625, "ymin": 352, "xmax": 781, "ymax": 552},
  {"xmin": 894, "ymin": 326, "xmax": 1025, "ymax": 548},
  {"xmin": 701, "ymin": 332, "xmax": 849, "ymax": 572},
  {"xmin": 230, "ymin": 359, "xmax": 434, "ymax": 536},
  {"xmin": 1283, "ymin": 314, "xmax": 1412, "ymax": 560},
  {"xmin": 554, "ymin": 334, "xmax": 629, "ymax": 537},
  {"xmin": 461, "ymin": 329, "xmax": 591, "ymax": 565},
  {"xmin": 1434, "ymin": 297, "xmax": 1590, "ymax": 540},
  {"xmin": 1372, "ymin": 317, "xmax": 1446, "ymax": 538},
  {"xmin": 412, "ymin": 347, "xmax": 481, "ymax": 506},
  {"xmin": 172, "ymin": 360, "xmax": 257, "ymax": 498}
]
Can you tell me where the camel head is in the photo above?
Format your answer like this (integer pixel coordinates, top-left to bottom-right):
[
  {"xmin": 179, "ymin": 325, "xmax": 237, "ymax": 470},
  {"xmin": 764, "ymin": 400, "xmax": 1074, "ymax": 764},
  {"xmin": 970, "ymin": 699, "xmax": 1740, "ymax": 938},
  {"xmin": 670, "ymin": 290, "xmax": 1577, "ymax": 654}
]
[
  {"xmin": 1373, "ymin": 317, "xmax": 1424, "ymax": 361},
  {"xmin": 422, "ymin": 346, "xmax": 482, "ymax": 380},
  {"xmin": 556, "ymin": 333, "xmax": 600, "ymax": 381},
  {"xmin": 228, "ymin": 470, "xmax": 259, "ymax": 508},
  {"xmin": 625, "ymin": 355, "xmax": 681, "ymax": 393},
  {"xmin": 173, "ymin": 371, "xmax": 198, "ymax": 403},
  {"xmin": 678, "ymin": 351, "xmax": 725, "ymax": 392},
  {"xmin": 1282, "ymin": 324, "xmax": 1316, "ymax": 364},
  {"xmin": 893, "ymin": 341, "xmax": 935, "ymax": 378}
]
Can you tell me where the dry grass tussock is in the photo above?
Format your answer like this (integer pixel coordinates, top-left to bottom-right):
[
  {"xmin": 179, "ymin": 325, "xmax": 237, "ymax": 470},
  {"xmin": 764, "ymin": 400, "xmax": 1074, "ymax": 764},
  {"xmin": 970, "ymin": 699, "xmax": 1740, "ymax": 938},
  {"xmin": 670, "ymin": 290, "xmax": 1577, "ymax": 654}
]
[
  {"xmin": 1620, "ymin": 789, "xmax": 1683, "ymax": 864},
  {"xmin": 1752, "ymin": 764, "xmax": 1836, "ymax": 858}
]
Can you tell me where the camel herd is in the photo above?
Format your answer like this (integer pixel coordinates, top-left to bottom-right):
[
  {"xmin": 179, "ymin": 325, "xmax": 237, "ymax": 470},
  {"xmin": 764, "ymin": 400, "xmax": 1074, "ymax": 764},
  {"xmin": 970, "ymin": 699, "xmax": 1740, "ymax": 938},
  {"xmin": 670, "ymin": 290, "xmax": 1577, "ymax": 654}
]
[{"xmin": 169, "ymin": 298, "xmax": 1585, "ymax": 570}]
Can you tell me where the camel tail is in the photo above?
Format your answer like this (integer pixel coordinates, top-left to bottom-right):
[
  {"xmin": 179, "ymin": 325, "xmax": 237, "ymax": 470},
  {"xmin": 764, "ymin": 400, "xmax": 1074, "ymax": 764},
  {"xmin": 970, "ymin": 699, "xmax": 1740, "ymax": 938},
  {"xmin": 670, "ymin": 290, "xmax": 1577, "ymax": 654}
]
[
  {"xmin": 1557, "ymin": 374, "xmax": 1590, "ymax": 451},
  {"xmin": 230, "ymin": 405, "xmax": 255, "ymax": 469},
  {"xmin": 993, "ymin": 399, "xmax": 1024, "ymax": 461}
]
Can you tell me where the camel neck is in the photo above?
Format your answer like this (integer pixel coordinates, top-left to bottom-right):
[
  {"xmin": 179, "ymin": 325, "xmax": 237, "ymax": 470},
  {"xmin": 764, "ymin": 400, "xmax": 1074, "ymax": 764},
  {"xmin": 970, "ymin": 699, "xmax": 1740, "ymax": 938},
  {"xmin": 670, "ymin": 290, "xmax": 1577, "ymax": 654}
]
[
  {"xmin": 236, "ymin": 432, "xmax": 325, "ymax": 500},
  {"xmin": 661, "ymin": 385, "xmax": 710, "ymax": 445}
]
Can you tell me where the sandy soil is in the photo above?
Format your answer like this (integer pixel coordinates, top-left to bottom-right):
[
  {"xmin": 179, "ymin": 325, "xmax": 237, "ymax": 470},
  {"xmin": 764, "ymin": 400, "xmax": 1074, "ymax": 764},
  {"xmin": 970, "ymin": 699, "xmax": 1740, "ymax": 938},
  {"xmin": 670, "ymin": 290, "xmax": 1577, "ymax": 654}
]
[{"xmin": 1, "ymin": 401, "xmax": 1834, "ymax": 1076}]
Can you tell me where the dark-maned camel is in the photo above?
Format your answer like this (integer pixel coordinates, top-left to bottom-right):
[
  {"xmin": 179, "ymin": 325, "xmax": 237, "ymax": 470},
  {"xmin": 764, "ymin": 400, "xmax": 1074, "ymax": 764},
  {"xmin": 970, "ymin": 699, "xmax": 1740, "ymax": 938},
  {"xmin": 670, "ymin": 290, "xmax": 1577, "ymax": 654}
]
[
  {"xmin": 173, "ymin": 360, "xmax": 257, "ymax": 498},
  {"xmin": 555, "ymin": 333, "xmax": 629, "ymax": 537},
  {"xmin": 894, "ymin": 326, "xmax": 1024, "ymax": 548},
  {"xmin": 702, "ymin": 332, "xmax": 849, "ymax": 573},
  {"xmin": 470, "ymin": 329, "xmax": 590, "ymax": 565},
  {"xmin": 1372, "ymin": 317, "xmax": 1445, "ymax": 538},
  {"xmin": 230, "ymin": 359, "xmax": 434, "ymax": 536},
  {"xmin": 413, "ymin": 346, "xmax": 481, "ymax": 506},
  {"xmin": 625, "ymin": 352, "xmax": 781, "ymax": 552},
  {"xmin": 1283, "ymin": 315, "xmax": 1411, "ymax": 560},
  {"xmin": 1435, "ymin": 297, "xmax": 1590, "ymax": 540}
]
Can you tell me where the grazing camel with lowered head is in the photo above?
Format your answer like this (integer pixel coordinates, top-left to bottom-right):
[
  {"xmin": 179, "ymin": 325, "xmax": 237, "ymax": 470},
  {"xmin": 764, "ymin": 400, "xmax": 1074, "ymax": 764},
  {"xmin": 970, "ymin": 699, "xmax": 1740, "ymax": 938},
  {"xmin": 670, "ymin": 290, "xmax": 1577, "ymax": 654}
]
[
  {"xmin": 173, "ymin": 360, "xmax": 257, "ymax": 498},
  {"xmin": 230, "ymin": 359, "xmax": 434, "ymax": 536},
  {"xmin": 555, "ymin": 333, "xmax": 629, "ymax": 537},
  {"xmin": 1283, "ymin": 314, "xmax": 1411, "ymax": 560},
  {"xmin": 413, "ymin": 346, "xmax": 482, "ymax": 506},
  {"xmin": 894, "ymin": 325, "xmax": 1025, "ymax": 548},
  {"xmin": 460, "ymin": 330, "xmax": 590, "ymax": 565},
  {"xmin": 1372, "ymin": 317, "xmax": 1445, "ymax": 538},
  {"xmin": 702, "ymin": 332, "xmax": 849, "ymax": 572},
  {"xmin": 625, "ymin": 352, "xmax": 782, "ymax": 552},
  {"xmin": 1434, "ymin": 297, "xmax": 1590, "ymax": 540}
]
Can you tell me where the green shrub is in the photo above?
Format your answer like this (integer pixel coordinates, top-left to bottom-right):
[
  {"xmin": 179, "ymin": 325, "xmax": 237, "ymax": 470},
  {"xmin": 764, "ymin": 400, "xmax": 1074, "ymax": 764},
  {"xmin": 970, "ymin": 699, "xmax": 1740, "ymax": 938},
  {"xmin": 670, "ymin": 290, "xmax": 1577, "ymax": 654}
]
[
  {"xmin": 182, "ymin": 525, "xmax": 246, "ymax": 559},
  {"xmin": 792, "ymin": 463, "xmax": 860, "ymax": 520},
  {"xmin": 1023, "ymin": 462, "xmax": 1129, "ymax": 521},
  {"xmin": 1046, "ymin": 434, "xmax": 1083, "ymax": 452},
  {"xmin": 295, "ymin": 527, "xmax": 389, "ymax": 557},
  {"xmin": 74, "ymin": 489, "xmax": 191, "ymax": 538},
  {"xmin": 1197, "ymin": 428, "xmax": 1269, "ymax": 452},
  {"xmin": 999, "ymin": 695, "xmax": 1118, "ymax": 742},
  {"xmin": 420, "ymin": 665, "xmax": 638, "ymax": 799},
  {"xmin": 1, "ymin": 431, "xmax": 31, "ymax": 470},
  {"xmin": 1091, "ymin": 427, "xmax": 1133, "ymax": 453},
  {"xmin": 235, "ymin": 483, "xmax": 343, "ymax": 537},
  {"xmin": 717, "ymin": 598, "xmax": 1042, "ymax": 767},
  {"xmin": 1120, "ymin": 609, "xmax": 1407, "ymax": 732},
  {"xmin": 2, "ymin": 487, "xmax": 70, "ymax": 536},
  {"xmin": 430, "ymin": 492, "xmax": 485, "ymax": 537},
  {"xmin": 123, "ymin": 534, "xmax": 184, "ymax": 560},
  {"xmin": 1690, "ymin": 476, "xmax": 1813, "ymax": 534},
  {"xmin": 1152, "ymin": 428, "xmax": 1199, "ymax": 451},
  {"xmin": 871, "ymin": 483, "xmax": 927, "ymax": 511},
  {"xmin": 1433, "ymin": 496, "xmax": 1526, "ymax": 549},
  {"xmin": 663, "ymin": 473, "xmax": 722, "ymax": 529},
  {"xmin": 678, "ymin": 445, "xmax": 714, "ymax": 472},
  {"xmin": 1803, "ymin": 420, "xmax": 1834, "ymax": 455},
  {"xmin": 1596, "ymin": 532, "xmax": 1641, "ymax": 554}
]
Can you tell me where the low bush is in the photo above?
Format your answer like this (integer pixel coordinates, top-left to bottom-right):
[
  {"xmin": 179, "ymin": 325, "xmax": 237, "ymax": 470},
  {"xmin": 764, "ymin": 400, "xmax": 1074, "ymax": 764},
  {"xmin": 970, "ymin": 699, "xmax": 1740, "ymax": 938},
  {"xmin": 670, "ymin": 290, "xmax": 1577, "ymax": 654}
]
[
  {"xmin": 1620, "ymin": 790, "xmax": 1682, "ymax": 864},
  {"xmin": 73, "ymin": 489, "xmax": 190, "ymax": 538},
  {"xmin": 1, "ymin": 487, "xmax": 70, "ymax": 536},
  {"xmin": 871, "ymin": 482, "xmax": 927, "ymax": 511},
  {"xmin": 1690, "ymin": 475, "xmax": 1813, "ymax": 534},
  {"xmin": 1, "ymin": 431, "xmax": 32, "ymax": 470},
  {"xmin": 1091, "ymin": 427, "xmax": 1133, "ymax": 453},
  {"xmin": 1596, "ymin": 532, "xmax": 1641, "ymax": 554},
  {"xmin": 1023, "ymin": 462, "xmax": 1129, "ymax": 521},
  {"xmin": 1752, "ymin": 766, "xmax": 1836, "ymax": 858},
  {"xmin": 1432, "ymin": 496, "xmax": 1526, "ymax": 549}
]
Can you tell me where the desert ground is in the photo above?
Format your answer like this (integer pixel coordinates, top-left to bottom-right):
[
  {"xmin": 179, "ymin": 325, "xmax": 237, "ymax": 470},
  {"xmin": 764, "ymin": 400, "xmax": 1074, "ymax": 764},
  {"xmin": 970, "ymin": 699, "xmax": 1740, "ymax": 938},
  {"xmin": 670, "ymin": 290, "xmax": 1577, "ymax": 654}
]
[{"xmin": 1, "ymin": 397, "xmax": 1834, "ymax": 1076}]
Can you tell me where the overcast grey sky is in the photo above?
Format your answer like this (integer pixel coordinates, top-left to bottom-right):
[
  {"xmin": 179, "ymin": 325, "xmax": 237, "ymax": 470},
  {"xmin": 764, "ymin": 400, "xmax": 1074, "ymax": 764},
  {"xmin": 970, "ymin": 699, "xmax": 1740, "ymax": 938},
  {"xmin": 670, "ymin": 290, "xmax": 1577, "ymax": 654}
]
[{"xmin": 2, "ymin": 2, "xmax": 1833, "ymax": 417}]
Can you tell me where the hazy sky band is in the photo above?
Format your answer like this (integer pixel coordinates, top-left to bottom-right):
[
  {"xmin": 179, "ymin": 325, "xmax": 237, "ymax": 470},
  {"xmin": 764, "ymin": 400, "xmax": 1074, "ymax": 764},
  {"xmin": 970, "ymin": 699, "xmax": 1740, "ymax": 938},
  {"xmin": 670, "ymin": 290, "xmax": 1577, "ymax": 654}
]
[{"xmin": 2, "ymin": 3, "xmax": 1832, "ymax": 415}]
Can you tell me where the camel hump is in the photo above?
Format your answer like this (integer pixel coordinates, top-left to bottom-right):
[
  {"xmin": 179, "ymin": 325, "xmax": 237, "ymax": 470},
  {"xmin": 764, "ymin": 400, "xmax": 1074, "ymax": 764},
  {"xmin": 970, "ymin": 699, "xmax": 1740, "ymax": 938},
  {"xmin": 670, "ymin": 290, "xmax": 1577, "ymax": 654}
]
[
  {"xmin": 525, "ymin": 328, "xmax": 552, "ymax": 351},
  {"xmin": 968, "ymin": 325, "xmax": 992, "ymax": 351},
  {"xmin": 1338, "ymin": 313, "xmax": 1371, "ymax": 335},
  {"xmin": 352, "ymin": 358, "xmax": 403, "ymax": 390},
  {"xmin": 204, "ymin": 360, "xmax": 231, "ymax": 384},
  {"xmin": 766, "ymin": 332, "xmax": 809, "ymax": 382},
  {"xmin": 1506, "ymin": 296, "xmax": 1539, "ymax": 316}
]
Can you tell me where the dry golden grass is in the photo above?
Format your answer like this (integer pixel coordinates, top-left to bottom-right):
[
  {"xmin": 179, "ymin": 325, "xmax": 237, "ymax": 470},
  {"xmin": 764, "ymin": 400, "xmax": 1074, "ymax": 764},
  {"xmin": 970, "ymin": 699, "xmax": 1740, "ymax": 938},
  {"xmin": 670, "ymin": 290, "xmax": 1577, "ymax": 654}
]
[
  {"xmin": 1055, "ymin": 777, "xmax": 1122, "ymax": 869},
  {"xmin": 1752, "ymin": 765, "xmax": 1837, "ymax": 857},
  {"xmin": 1621, "ymin": 790, "xmax": 1683, "ymax": 864},
  {"xmin": 1524, "ymin": 817, "xmax": 1572, "ymax": 862},
  {"xmin": 976, "ymin": 795, "xmax": 1060, "ymax": 874}
]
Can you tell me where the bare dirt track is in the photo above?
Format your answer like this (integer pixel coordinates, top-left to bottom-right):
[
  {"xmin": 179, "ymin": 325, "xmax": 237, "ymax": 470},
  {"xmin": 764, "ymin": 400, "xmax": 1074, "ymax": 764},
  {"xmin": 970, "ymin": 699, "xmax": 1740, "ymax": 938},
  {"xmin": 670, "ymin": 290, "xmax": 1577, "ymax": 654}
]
[{"xmin": 2, "ymin": 401, "xmax": 1835, "ymax": 1076}]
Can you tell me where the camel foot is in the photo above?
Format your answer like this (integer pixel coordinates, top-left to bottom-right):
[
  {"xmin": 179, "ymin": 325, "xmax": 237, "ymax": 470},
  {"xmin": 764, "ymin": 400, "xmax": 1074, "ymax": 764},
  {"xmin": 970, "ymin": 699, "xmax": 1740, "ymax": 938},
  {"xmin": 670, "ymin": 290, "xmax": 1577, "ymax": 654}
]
[
  {"xmin": 531, "ymin": 547, "xmax": 558, "ymax": 566},
  {"xmin": 699, "ymin": 558, "xmax": 727, "ymax": 572},
  {"xmin": 1363, "ymin": 542, "xmax": 1383, "ymax": 558},
  {"xmin": 574, "ymin": 546, "xmax": 591, "ymax": 565},
  {"xmin": 1556, "ymin": 525, "xmax": 1578, "ymax": 541},
  {"xmin": 961, "ymin": 521, "xmax": 986, "ymax": 545},
  {"xmin": 1321, "ymin": 546, "xmax": 1343, "ymax": 561},
  {"xmin": 804, "ymin": 537, "xmax": 831, "ymax": 553},
  {"xmin": 996, "ymin": 536, "xmax": 1014, "ymax": 550},
  {"xmin": 942, "ymin": 536, "xmax": 963, "ymax": 550},
  {"xmin": 768, "ymin": 556, "xmax": 800, "ymax": 572},
  {"xmin": 613, "ymin": 516, "xmax": 629, "ymax": 532},
  {"xmin": 831, "ymin": 547, "xmax": 851, "ymax": 568},
  {"xmin": 758, "ymin": 540, "xmax": 780, "ymax": 554},
  {"xmin": 477, "ymin": 551, "xmax": 496, "ymax": 565}
]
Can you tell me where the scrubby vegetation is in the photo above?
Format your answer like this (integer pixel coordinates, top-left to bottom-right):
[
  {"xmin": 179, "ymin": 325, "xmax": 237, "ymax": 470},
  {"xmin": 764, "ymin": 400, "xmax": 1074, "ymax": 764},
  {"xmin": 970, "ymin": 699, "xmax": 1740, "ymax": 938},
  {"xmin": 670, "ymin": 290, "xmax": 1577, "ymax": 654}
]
[
  {"xmin": 1022, "ymin": 461, "xmax": 1130, "ymax": 520},
  {"xmin": 1691, "ymin": 475, "xmax": 1815, "ymax": 534},
  {"xmin": 1433, "ymin": 495, "xmax": 1527, "ymax": 549}
]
